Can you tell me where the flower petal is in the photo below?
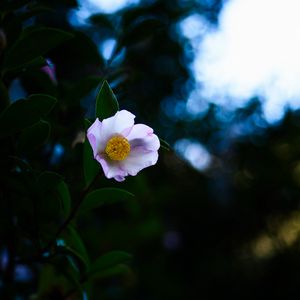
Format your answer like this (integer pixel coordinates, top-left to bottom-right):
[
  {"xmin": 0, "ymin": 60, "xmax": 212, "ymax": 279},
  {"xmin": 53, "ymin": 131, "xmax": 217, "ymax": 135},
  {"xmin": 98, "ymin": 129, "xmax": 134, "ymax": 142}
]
[
  {"xmin": 120, "ymin": 148, "xmax": 159, "ymax": 176},
  {"xmin": 95, "ymin": 154, "xmax": 127, "ymax": 182},
  {"xmin": 100, "ymin": 110, "xmax": 135, "ymax": 145},
  {"xmin": 87, "ymin": 118, "xmax": 104, "ymax": 157},
  {"xmin": 127, "ymin": 124, "xmax": 160, "ymax": 151}
]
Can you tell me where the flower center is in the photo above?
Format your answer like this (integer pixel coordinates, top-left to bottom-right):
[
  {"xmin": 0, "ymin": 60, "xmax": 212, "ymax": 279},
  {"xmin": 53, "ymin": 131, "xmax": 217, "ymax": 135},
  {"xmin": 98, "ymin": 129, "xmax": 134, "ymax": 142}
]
[{"xmin": 105, "ymin": 135, "xmax": 130, "ymax": 161}]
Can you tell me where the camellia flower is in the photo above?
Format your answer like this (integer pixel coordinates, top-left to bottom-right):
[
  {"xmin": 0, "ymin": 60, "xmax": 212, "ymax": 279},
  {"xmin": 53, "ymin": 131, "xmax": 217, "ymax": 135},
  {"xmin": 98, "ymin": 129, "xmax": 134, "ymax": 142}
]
[{"xmin": 87, "ymin": 110, "xmax": 160, "ymax": 181}]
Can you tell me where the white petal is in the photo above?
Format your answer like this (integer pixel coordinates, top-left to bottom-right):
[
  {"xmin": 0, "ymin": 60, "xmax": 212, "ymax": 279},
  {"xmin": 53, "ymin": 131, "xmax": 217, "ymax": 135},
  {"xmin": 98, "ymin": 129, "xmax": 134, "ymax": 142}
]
[
  {"xmin": 87, "ymin": 118, "xmax": 105, "ymax": 157},
  {"xmin": 100, "ymin": 110, "xmax": 135, "ymax": 147},
  {"xmin": 120, "ymin": 149, "xmax": 159, "ymax": 176},
  {"xmin": 95, "ymin": 154, "xmax": 127, "ymax": 181},
  {"xmin": 127, "ymin": 124, "xmax": 160, "ymax": 151}
]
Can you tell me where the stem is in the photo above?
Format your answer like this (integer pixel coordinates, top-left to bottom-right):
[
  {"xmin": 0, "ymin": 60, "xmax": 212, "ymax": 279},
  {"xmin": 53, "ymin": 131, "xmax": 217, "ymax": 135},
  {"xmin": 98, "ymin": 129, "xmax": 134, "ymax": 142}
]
[{"xmin": 42, "ymin": 172, "xmax": 102, "ymax": 253}]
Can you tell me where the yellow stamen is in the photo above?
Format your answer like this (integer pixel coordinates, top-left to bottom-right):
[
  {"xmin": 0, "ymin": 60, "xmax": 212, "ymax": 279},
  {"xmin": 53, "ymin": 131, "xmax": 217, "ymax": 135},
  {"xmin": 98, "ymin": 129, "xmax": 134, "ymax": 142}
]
[{"xmin": 105, "ymin": 135, "xmax": 130, "ymax": 161}]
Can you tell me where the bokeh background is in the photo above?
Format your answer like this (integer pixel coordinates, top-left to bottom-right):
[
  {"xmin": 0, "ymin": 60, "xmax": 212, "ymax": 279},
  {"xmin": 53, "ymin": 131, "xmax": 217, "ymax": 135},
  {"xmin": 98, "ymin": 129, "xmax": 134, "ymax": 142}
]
[{"xmin": 2, "ymin": 0, "xmax": 300, "ymax": 299}]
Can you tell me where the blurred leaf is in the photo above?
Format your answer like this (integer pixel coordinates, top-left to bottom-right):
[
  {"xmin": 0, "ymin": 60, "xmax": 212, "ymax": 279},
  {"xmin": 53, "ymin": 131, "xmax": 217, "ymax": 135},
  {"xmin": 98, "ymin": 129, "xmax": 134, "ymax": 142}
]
[
  {"xmin": 0, "ymin": 79, "xmax": 9, "ymax": 112},
  {"xmin": 95, "ymin": 80, "xmax": 119, "ymax": 120},
  {"xmin": 89, "ymin": 13, "xmax": 115, "ymax": 30},
  {"xmin": 0, "ymin": 0, "xmax": 29, "ymax": 12},
  {"xmin": 87, "ymin": 251, "xmax": 132, "ymax": 277},
  {"xmin": 56, "ymin": 245, "xmax": 88, "ymax": 273},
  {"xmin": 88, "ymin": 264, "xmax": 131, "ymax": 280},
  {"xmin": 83, "ymin": 118, "xmax": 99, "ymax": 186},
  {"xmin": 8, "ymin": 155, "xmax": 32, "ymax": 172},
  {"xmin": 17, "ymin": 120, "xmax": 50, "ymax": 153},
  {"xmin": 159, "ymin": 138, "xmax": 171, "ymax": 151},
  {"xmin": 79, "ymin": 188, "xmax": 134, "ymax": 215},
  {"xmin": 15, "ymin": 6, "xmax": 54, "ymax": 24},
  {"xmin": 66, "ymin": 76, "xmax": 102, "ymax": 105},
  {"xmin": 36, "ymin": 172, "xmax": 71, "ymax": 230},
  {"xmin": 4, "ymin": 56, "xmax": 47, "ymax": 76},
  {"xmin": 121, "ymin": 16, "xmax": 165, "ymax": 46},
  {"xmin": 37, "ymin": 171, "xmax": 62, "ymax": 193},
  {"xmin": 0, "ymin": 94, "xmax": 56, "ymax": 138},
  {"xmin": 36, "ymin": 171, "xmax": 63, "ymax": 228},
  {"xmin": 3, "ymin": 27, "xmax": 73, "ymax": 71},
  {"xmin": 57, "ymin": 181, "xmax": 71, "ymax": 218},
  {"xmin": 41, "ymin": 256, "xmax": 83, "ymax": 298},
  {"xmin": 61, "ymin": 226, "xmax": 90, "ymax": 270}
]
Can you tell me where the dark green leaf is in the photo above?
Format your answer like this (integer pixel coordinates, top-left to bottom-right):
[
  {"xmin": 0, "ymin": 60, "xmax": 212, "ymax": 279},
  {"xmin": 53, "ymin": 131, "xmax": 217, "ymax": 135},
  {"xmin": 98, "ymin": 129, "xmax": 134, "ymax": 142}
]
[
  {"xmin": 57, "ymin": 181, "xmax": 71, "ymax": 218},
  {"xmin": 0, "ymin": 94, "xmax": 56, "ymax": 138},
  {"xmin": 87, "ymin": 251, "xmax": 132, "ymax": 277},
  {"xmin": 79, "ymin": 188, "xmax": 134, "ymax": 215},
  {"xmin": 4, "ymin": 56, "xmax": 47, "ymax": 76},
  {"xmin": 83, "ymin": 118, "xmax": 99, "ymax": 186},
  {"xmin": 121, "ymin": 17, "xmax": 164, "ymax": 46},
  {"xmin": 60, "ymin": 226, "xmax": 90, "ymax": 270},
  {"xmin": 17, "ymin": 120, "xmax": 50, "ymax": 153},
  {"xmin": 45, "ymin": 256, "xmax": 83, "ymax": 296},
  {"xmin": 36, "ymin": 171, "xmax": 71, "ymax": 227},
  {"xmin": 89, "ymin": 14, "xmax": 115, "ymax": 30},
  {"xmin": 95, "ymin": 80, "xmax": 119, "ymax": 120},
  {"xmin": 3, "ymin": 27, "xmax": 73, "ymax": 70},
  {"xmin": 56, "ymin": 245, "xmax": 88, "ymax": 273},
  {"xmin": 87, "ymin": 264, "xmax": 130, "ymax": 280},
  {"xmin": 37, "ymin": 171, "xmax": 62, "ymax": 192},
  {"xmin": 66, "ymin": 76, "xmax": 102, "ymax": 105},
  {"xmin": 0, "ymin": 79, "xmax": 9, "ymax": 112},
  {"xmin": 159, "ymin": 138, "xmax": 171, "ymax": 151}
]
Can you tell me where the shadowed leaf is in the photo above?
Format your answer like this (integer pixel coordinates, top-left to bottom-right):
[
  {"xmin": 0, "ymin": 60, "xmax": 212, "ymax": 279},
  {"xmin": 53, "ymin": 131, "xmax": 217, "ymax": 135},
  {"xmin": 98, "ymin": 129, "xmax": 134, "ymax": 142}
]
[{"xmin": 95, "ymin": 80, "xmax": 119, "ymax": 120}]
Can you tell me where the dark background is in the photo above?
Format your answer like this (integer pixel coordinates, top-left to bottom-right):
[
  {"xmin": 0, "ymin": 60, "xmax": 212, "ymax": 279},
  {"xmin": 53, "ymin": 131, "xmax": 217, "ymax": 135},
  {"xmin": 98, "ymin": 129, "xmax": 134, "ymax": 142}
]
[{"xmin": 1, "ymin": 0, "xmax": 300, "ymax": 299}]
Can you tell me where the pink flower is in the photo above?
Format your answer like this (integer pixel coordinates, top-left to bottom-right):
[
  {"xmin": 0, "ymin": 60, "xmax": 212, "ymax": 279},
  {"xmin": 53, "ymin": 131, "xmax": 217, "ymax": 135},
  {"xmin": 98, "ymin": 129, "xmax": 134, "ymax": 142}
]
[{"xmin": 87, "ymin": 110, "xmax": 160, "ymax": 182}]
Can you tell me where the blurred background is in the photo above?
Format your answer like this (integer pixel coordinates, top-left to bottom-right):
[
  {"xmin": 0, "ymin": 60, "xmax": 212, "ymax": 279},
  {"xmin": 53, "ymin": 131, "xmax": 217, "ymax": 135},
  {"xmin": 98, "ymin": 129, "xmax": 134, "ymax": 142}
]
[{"xmin": 3, "ymin": 0, "xmax": 300, "ymax": 299}]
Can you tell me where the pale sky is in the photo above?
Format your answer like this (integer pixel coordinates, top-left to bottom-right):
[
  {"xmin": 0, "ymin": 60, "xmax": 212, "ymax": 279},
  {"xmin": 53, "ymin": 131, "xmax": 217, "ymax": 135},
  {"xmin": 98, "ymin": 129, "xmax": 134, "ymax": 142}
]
[{"xmin": 191, "ymin": 0, "xmax": 300, "ymax": 123}]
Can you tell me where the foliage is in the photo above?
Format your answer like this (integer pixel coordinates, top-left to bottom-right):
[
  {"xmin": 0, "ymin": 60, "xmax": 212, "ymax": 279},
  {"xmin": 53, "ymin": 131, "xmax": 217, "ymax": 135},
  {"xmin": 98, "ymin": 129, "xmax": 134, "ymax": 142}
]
[{"xmin": 1, "ymin": 0, "xmax": 300, "ymax": 300}]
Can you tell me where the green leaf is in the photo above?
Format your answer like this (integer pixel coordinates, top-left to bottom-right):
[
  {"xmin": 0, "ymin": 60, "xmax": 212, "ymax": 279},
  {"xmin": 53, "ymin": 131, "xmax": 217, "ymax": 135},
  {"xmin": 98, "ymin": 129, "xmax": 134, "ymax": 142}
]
[
  {"xmin": 4, "ymin": 56, "xmax": 47, "ymax": 75},
  {"xmin": 36, "ymin": 171, "xmax": 71, "ymax": 223},
  {"xmin": 57, "ymin": 181, "xmax": 71, "ymax": 218},
  {"xmin": 0, "ymin": 79, "xmax": 9, "ymax": 112},
  {"xmin": 66, "ymin": 76, "xmax": 102, "ymax": 106},
  {"xmin": 0, "ymin": 94, "xmax": 56, "ymax": 138},
  {"xmin": 37, "ymin": 171, "xmax": 62, "ymax": 192},
  {"xmin": 87, "ymin": 264, "xmax": 130, "ymax": 280},
  {"xmin": 3, "ymin": 27, "xmax": 73, "ymax": 71},
  {"xmin": 83, "ymin": 118, "xmax": 99, "ymax": 186},
  {"xmin": 79, "ymin": 188, "xmax": 134, "ymax": 215},
  {"xmin": 87, "ymin": 251, "xmax": 132, "ymax": 277},
  {"xmin": 95, "ymin": 80, "xmax": 119, "ymax": 120},
  {"xmin": 56, "ymin": 245, "xmax": 88, "ymax": 273},
  {"xmin": 159, "ymin": 138, "xmax": 171, "ymax": 151},
  {"xmin": 17, "ymin": 120, "xmax": 50, "ymax": 153},
  {"xmin": 60, "ymin": 226, "xmax": 90, "ymax": 270}
]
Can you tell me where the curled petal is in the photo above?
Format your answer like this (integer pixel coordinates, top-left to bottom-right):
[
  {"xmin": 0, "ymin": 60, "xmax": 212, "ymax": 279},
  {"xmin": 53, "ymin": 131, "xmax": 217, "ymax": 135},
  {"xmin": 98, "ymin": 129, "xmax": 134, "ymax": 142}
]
[
  {"xmin": 127, "ymin": 124, "xmax": 160, "ymax": 151},
  {"xmin": 87, "ymin": 118, "xmax": 103, "ymax": 157},
  {"xmin": 95, "ymin": 154, "xmax": 127, "ymax": 182}
]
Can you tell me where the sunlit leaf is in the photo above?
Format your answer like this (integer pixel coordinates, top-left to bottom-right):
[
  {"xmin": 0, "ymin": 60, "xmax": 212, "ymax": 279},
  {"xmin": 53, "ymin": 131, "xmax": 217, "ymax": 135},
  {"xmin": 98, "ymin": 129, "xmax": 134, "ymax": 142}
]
[
  {"xmin": 95, "ymin": 80, "xmax": 119, "ymax": 120},
  {"xmin": 79, "ymin": 188, "xmax": 134, "ymax": 215}
]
